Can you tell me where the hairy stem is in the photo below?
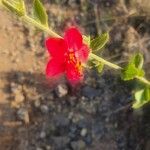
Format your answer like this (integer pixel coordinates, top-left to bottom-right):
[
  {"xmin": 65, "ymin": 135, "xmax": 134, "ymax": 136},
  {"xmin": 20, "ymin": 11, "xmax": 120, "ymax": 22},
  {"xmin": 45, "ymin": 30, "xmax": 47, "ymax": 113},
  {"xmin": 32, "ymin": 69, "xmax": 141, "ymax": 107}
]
[
  {"xmin": 90, "ymin": 53, "xmax": 121, "ymax": 70},
  {"xmin": 90, "ymin": 54, "xmax": 150, "ymax": 86},
  {"xmin": 22, "ymin": 15, "xmax": 61, "ymax": 38}
]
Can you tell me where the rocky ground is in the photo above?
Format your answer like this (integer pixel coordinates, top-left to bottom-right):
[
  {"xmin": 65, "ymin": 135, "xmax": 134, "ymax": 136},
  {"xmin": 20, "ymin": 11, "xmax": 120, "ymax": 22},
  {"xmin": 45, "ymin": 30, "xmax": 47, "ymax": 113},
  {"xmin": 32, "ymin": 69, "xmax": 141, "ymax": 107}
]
[{"xmin": 0, "ymin": 0, "xmax": 150, "ymax": 150}]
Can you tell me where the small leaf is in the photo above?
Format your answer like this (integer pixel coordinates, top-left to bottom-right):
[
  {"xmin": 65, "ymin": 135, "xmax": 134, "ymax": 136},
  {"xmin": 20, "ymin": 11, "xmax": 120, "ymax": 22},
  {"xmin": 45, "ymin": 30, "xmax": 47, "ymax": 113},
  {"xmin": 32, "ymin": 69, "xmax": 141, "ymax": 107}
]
[
  {"xmin": 33, "ymin": 0, "xmax": 48, "ymax": 26},
  {"xmin": 2, "ymin": 0, "xmax": 26, "ymax": 16},
  {"xmin": 121, "ymin": 64, "xmax": 144, "ymax": 81},
  {"xmin": 90, "ymin": 32, "xmax": 109, "ymax": 52},
  {"xmin": 131, "ymin": 53, "xmax": 144, "ymax": 69},
  {"xmin": 133, "ymin": 87, "xmax": 150, "ymax": 109},
  {"xmin": 121, "ymin": 53, "xmax": 145, "ymax": 81},
  {"xmin": 97, "ymin": 63, "xmax": 104, "ymax": 73},
  {"xmin": 83, "ymin": 35, "xmax": 90, "ymax": 46}
]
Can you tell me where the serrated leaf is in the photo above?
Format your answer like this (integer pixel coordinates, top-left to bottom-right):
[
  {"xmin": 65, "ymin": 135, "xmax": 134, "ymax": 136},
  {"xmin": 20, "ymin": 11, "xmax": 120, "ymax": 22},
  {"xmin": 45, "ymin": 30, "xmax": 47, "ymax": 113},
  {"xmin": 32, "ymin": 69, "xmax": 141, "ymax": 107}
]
[
  {"xmin": 121, "ymin": 53, "xmax": 145, "ymax": 81},
  {"xmin": 121, "ymin": 64, "xmax": 144, "ymax": 81},
  {"xmin": 2, "ymin": 0, "xmax": 26, "ymax": 16},
  {"xmin": 90, "ymin": 32, "xmax": 109, "ymax": 52},
  {"xmin": 83, "ymin": 35, "xmax": 90, "ymax": 46},
  {"xmin": 33, "ymin": 0, "xmax": 48, "ymax": 26},
  {"xmin": 133, "ymin": 87, "xmax": 150, "ymax": 109}
]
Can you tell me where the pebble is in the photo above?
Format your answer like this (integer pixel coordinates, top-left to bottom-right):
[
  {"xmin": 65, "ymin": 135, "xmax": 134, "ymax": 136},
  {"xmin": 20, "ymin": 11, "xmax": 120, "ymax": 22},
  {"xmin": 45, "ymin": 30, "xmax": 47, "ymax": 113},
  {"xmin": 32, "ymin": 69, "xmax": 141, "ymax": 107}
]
[
  {"xmin": 82, "ymin": 86, "xmax": 99, "ymax": 99},
  {"xmin": 54, "ymin": 114, "xmax": 70, "ymax": 127},
  {"xmin": 52, "ymin": 136, "xmax": 70, "ymax": 149},
  {"xmin": 55, "ymin": 84, "xmax": 68, "ymax": 97},
  {"xmin": 10, "ymin": 82, "xmax": 22, "ymax": 93},
  {"xmin": 14, "ymin": 91, "xmax": 24, "ymax": 102},
  {"xmin": 40, "ymin": 131, "xmax": 46, "ymax": 139},
  {"xmin": 46, "ymin": 145, "xmax": 51, "ymax": 150},
  {"xmin": 11, "ymin": 90, "xmax": 25, "ymax": 108},
  {"xmin": 71, "ymin": 140, "xmax": 86, "ymax": 150},
  {"xmin": 17, "ymin": 108, "xmax": 29, "ymax": 124},
  {"xmin": 36, "ymin": 147, "xmax": 43, "ymax": 150},
  {"xmin": 34, "ymin": 100, "xmax": 41, "ymax": 108},
  {"xmin": 80, "ymin": 128, "xmax": 87, "ymax": 137},
  {"xmin": 40, "ymin": 105, "xmax": 49, "ymax": 114}
]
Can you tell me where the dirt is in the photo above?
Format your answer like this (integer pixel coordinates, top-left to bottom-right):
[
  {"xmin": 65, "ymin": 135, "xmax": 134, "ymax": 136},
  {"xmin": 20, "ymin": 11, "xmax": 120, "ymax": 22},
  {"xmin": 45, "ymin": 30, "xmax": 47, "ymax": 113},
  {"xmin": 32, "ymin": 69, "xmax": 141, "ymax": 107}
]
[{"xmin": 0, "ymin": 1, "xmax": 150, "ymax": 150}]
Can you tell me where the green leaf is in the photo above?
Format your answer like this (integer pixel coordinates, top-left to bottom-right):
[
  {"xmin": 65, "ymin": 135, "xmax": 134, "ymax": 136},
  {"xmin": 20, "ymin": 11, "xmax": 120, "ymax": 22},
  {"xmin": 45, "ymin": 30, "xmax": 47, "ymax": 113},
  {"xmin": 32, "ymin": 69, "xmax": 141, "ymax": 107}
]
[
  {"xmin": 121, "ymin": 53, "xmax": 145, "ymax": 81},
  {"xmin": 131, "ymin": 53, "xmax": 144, "ymax": 69},
  {"xmin": 33, "ymin": 0, "xmax": 48, "ymax": 26},
  {"xmin": 2, "ymin": 0, "xmax": 26, "ymax": 16},
  {"xmin": 121, "ymin": 63, "xmax": 144, "ymax": 81},
  {"xmin": 90, "ymin": 32, "xmax": 109, "ymax": 52},
  {"xmin": 97, "ymin": 63, "xmax": 104, "ymax": 73},
  {"xmin": 133, "ymin": 87, "xmax": 150, "ymax": 109},
  {"xmin": 83, "ymin": 35, "xmax": 90, "ymax": 46}
]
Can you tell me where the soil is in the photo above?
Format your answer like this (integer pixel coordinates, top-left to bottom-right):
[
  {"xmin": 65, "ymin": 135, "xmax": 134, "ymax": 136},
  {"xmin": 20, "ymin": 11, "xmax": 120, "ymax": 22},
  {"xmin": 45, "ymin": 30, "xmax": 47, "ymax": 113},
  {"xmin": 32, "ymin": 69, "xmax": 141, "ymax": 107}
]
[{"xmin": 0, "ymin": 1, "xmax": 150, "ymax": 150}]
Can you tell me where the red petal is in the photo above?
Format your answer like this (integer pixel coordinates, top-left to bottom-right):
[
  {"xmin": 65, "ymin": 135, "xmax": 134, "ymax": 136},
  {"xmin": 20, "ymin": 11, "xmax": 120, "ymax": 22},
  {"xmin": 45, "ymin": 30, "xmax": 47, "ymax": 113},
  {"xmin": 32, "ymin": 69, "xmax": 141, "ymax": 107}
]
[
  {"xmin": 46, "ymin": 59, "xmax": 65, "ymax": 77},
  {"xmin": 45, "ymin": 38, "xmax": 67, "ymax": 61},
  {"xmin": 64, "ymin": 27, "xmax": 82, "ymax": 50},
  {"xmin": 76, "ymin": 44, "xmax": 89, "ymax": 62},
  {"xmin": 66, "ymin": 63, "xmax": 83, "ymax": 84}
]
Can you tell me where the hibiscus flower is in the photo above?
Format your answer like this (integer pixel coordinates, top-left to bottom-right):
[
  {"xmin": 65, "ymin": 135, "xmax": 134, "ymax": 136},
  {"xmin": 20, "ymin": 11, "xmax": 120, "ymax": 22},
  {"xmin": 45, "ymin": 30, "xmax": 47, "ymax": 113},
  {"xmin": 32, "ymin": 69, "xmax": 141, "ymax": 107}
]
[{"xmin": 45, "ymin": 27, "xmax": 89, "ymax": 84}]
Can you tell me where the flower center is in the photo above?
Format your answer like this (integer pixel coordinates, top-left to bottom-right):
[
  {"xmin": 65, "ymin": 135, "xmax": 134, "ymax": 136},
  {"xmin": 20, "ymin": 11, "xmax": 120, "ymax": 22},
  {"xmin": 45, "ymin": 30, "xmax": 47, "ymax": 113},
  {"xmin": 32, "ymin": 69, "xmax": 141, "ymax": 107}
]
[{"xmin": 65, "ymin": 51, "xmax": 82, "ymax": 73}]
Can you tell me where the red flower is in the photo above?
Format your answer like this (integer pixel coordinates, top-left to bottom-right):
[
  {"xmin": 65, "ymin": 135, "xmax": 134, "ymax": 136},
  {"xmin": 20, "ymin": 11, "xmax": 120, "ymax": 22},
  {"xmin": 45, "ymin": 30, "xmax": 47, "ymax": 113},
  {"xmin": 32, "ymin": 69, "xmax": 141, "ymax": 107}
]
[{"xmin": 45, "ymin": 27, "xmax": 89, "ymax": 84}]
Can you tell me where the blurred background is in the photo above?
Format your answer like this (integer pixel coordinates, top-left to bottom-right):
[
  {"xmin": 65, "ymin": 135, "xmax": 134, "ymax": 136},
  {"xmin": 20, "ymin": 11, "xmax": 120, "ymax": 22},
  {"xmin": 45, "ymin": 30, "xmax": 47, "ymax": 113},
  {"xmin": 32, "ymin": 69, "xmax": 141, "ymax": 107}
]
[{"xmin": 0, "ymin": 0, "xmax": 150, "ymax": 150}]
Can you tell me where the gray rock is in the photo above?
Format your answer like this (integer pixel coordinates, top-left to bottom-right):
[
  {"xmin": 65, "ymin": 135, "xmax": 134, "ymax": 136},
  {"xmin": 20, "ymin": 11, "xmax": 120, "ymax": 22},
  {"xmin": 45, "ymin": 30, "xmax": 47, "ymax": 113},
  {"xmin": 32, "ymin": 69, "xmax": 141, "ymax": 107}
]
[
  {"xmin": 46, "ymin": 145, "xmax": 51, "ymax": 150},
  {"xmin": 71, "ymin": 140, "xmax": 86, "ymax": 150},
  {"xmin": 54, "ymin": 114, "xmax": 69, "ymax": 127},
  {"xmin": 82, "ymin": 86, "xmax": 100, "ymax": 99},
  {"xmin": 55, "ymin": 84, "xmax": 68, "ymax": 97},
  {"xmin": 80, "ymin": 128, "xmax": 87, "ymax": 137},
  {"xmin": 34, "ymin": 100, "xmax": 41, "ymax": 108},
  {"xmin": 36, "ymin": 147, "xmax": 43, "ymax": 150},
  {"xmin": 52, "ymin": 136, "xmax": 70, "ymax": 149},
  {"xmin": 17, "ymin": 108, "xmax": 29, "ymax": 124},
  {"xmin": 40, "ymin": 131, "xmax": 46, "ymax": 139},
  {"xmin": 40, "ymin": 105, "xmax": 49, "ymax": 114}
]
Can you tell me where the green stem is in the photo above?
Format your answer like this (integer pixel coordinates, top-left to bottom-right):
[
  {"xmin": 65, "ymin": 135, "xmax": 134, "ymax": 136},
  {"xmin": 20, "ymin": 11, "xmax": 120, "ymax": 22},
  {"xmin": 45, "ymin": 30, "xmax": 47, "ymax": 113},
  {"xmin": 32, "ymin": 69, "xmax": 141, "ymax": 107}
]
[
  {"xmin": 135, "ymin": 76, "xmax": 150, "ymax": 86},
  {"xmin": 90, "ymin": 53, "xmax": 122, "ymax": 70},
  {"xmin": 90, "ymin": 53, "xmax": 150, "ymax": 86},
  {"xmin": 22, "ymin": 15, "xmax": 61, "ymax": 38}
]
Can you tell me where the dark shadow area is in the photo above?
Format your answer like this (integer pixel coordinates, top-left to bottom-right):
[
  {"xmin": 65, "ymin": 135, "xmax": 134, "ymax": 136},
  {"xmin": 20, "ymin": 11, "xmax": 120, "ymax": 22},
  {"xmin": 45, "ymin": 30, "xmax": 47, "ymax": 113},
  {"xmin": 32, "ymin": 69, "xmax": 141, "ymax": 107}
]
[{"xmin": 0, "ymin": 70, "xmax": 149, "ymax": 150}]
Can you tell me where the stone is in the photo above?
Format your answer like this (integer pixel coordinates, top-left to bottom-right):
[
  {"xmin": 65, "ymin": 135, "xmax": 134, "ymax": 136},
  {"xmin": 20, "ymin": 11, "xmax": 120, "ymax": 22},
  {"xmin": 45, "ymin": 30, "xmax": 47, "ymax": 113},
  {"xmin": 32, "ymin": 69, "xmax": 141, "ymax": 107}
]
[
  {"xmin": 80, "ymin": 128, "xmax": 87, "ymax": 137},
  {"xmin": 55, "ymin": 84, "xmax": 68, "ymax": 97},
  {"xmin": 52, "ymin": 136, "xmax": 70, "ymax": 149},
  {"xmin": 34, "ymin": 100, "xmax": 41, "ymax": 108},
  {"xmin": 82, "ymin": 86, "xmax": 99, "ymax": 99},
  {"xmin": 40, "ymin": 105, "xmax": 49, "ymax": 114},
  {"xmin": 17, "ymin": 108, "xmax": 29, "ymax": 124},
  {"xmin": 46, "ymin": 145, "xmax": 51, "ymax": 150},
  {"xmin": 54, "ymin": 114, "xmax": 70, "ymax": 127},
  {"xmin": 71, "ymin": 140, "xmax": 86, "ymax": 150},
  {"xmin": 40, "ymin": 131, "xmax": 46, "ymax": 139},
  {"xmin": 36, "ymin": 147, "xmax": 43, "ymax": 150}
]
